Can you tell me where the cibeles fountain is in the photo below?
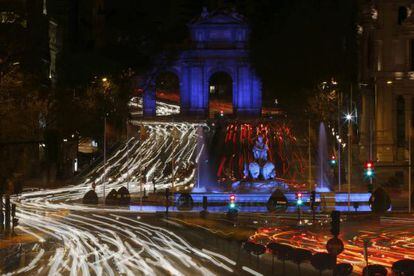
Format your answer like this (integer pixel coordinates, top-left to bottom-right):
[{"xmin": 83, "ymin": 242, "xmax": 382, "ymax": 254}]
[{"xmin": 230, "ymin": 134, "xmax": 288, "ymax": 193}]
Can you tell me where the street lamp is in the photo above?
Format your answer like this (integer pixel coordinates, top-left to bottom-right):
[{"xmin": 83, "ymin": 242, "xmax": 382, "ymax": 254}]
[
  {"xmin": 344, "ymin": 112, "xmax": 353, "ymax": 211},
  {"xmin": 102, "ymin": 77, "xmax": 109, "ymax": 202},
  {"xmin": 345, "ymin": 113, "xmax": 353, "ymax": 122}
]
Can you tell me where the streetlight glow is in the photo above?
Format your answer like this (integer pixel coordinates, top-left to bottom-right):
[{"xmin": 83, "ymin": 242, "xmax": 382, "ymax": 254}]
[
  {"xmin": 102, "ymin": 77, "xmax": 108, "ymax": 82},
  {"xmin": 345, "ymin": 113, "xmax": 353, "ymax": 121}
]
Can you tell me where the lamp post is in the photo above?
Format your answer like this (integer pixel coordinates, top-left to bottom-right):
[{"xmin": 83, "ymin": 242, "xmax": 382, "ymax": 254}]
[
  {"xmin": 345, "ymin": 113, "xmax": 353, "ymax": 211},
  {"xmin": 102, "ymin": 77, "xmax": 109, "ymax": 202},
  {"xmin": 171, "ymin": 125, "xmax": 179, "ymax": 192},
  {"xmin": 409, "ymin": 119, "xmax": 412, "ymax": 213},
  {"xmin": 126, "ymin": 118, "xmax": 130, "ymax": 191},
  {"xmin": 337, "ymin": 91, "xmax": 341, "ymax": 192},
  {"xmin": 308, "ymin": 119, "xmax": 312, "ymax": 191}
]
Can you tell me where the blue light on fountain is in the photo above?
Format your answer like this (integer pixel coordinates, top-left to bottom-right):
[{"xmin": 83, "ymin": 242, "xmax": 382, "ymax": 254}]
[{"xmin": 316, "ymin": 122, "xmax": 331, "ymax": 192}]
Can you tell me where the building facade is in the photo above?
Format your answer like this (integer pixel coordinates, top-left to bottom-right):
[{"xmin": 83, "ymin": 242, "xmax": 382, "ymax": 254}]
[{"xmin": 359, "ymin": 0, "xmax": 414, "ymax": 185}]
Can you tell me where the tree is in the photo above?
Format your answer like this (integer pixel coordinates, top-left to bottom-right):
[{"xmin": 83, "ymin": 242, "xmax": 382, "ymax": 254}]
[
  {"xmin": 307, "ymin": 80, "xmax": 339, "ymax": 125},
  {"xmin": 0, "ymin": 64, "xmax": 50, "ymax": 179}
]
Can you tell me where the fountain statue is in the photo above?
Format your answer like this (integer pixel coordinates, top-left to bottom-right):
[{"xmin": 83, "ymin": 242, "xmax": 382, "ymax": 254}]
[{"xmin": 248, "ymin": 135, "xmax": 275, "ymax": 180}]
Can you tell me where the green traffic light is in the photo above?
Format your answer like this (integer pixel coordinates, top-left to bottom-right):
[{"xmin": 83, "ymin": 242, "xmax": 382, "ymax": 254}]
[{"xmin": 365, "ymin": 168, "xmax": 374, "ymax": 178}]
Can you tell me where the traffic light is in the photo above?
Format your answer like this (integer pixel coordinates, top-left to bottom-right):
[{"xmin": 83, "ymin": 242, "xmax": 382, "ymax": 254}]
[
  {"xmin": 310, "ymin": 191, "xmax": 316, "ymax": 208},
  {"xmin": 11, "ymin": 204, "xmax": 16, "ymax": 217},
  {"xmin": 364, "ymin": 161, "xmax": 375, "ymax": 179},
  {"xmin": 330, "ymin": 210, "xmax": 341, "ymax": 237},
  {"xmin": 202, "ymin": 196, "xmax": 208, "ymax": 210},
  {"xmin": 296, "ymin": 192, "xmax": 303, "ymax": 206},
  {"xmin": 229, "ymin": 194, "xmax": 236, "ymax": 209},
  {"xmin": 330, "ymin": 155, "xmax": 337, "ymax": 166}
]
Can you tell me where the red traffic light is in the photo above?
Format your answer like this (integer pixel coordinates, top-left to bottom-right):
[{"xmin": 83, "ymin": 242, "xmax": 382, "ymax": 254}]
[{"xmin": 365, "ymin": 161, "xmax": 374, "ymax": 169}]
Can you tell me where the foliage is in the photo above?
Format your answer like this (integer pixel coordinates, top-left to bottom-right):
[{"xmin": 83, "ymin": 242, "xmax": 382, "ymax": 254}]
[
  {"xmin": 83, "ymin": 190, "xmax": 98, "ymax": 205},
  {"xmin": 362, "ymin": 264, "xmax": 387, "ymax": 276},
  {"xmin": 310, "ymin": 252, "xmax": 335, "ymax": 273},
  {"xmin": 0, "ymin": 64, "xmax": 50, "ymax": 177},
  {"xmin": 334, "ymin": 263, "xmax": 353, "ymax": 276},
  {"xmin": 369, "ymin": 187, "xmax": 391, "ymax": 214},
  {"xmin": 307, "ymin": 80, "xmax": 339, "ymax": 124},
  {"xmin": 392, "ymin": 259, "xmax": 414, "ymax": 275}
]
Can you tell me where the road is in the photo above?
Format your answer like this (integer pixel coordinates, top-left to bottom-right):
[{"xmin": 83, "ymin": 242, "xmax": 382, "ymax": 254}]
[
  {"xmin": 2, "ymin": 197, "xmax": 262, "ymax": 275},
  {"xmin": 249, "ymin": 216, "xmax": 414, "ymax": 274}
]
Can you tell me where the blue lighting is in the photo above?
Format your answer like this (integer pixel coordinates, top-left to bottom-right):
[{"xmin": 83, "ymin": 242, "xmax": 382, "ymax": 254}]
[
  {"xmin": 142, "ymin": 8, "xmax": 262, "ymax": 117},
  {"xmin": 175, "ymin": 192, "xmax": 372, "ymax": 205}
]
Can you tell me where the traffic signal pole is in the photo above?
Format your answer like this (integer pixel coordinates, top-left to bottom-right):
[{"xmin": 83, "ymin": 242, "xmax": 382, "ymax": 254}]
[
  {"xmin": 0, "ymin": 193, "xmax": 3, "ymax": 233},
  {"xmin": 5, "ymin": 195, "xmax": 10, "ymax": 234},
  {"xmin": 347, "ymin": 119, "xmax": 352, "ymax": 211},
  {"xmin": 409, "ymin": 119, "xmax": 412, "ymax": 213}
]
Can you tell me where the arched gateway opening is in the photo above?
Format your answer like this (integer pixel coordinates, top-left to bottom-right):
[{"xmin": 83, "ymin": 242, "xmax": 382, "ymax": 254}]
[
  {"xmin": 155, "ymin": 72, "xmax": 180, "ymax": 116},
  {"xmin": 208, "ymin": 71, "xmax": 233, "ymax": 117}
]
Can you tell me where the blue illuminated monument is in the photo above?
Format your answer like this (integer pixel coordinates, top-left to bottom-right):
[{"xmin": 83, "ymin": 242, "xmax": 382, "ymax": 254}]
[{"xmin": 143, "ymin": 8, "xmax": 262, "ymax": 117}]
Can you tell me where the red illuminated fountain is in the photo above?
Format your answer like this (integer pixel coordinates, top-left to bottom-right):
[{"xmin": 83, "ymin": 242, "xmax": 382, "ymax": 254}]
[{"xmin": 199, "ymin": 120, "xmax": 306, "ymax": 193}]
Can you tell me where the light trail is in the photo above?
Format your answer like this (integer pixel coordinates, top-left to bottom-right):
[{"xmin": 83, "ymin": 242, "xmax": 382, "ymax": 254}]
[
  {"xmin": 250, "ymin": 225, "xmax": 414, "ymax": 274},
  {"xmin": 14, "ymin": 122, "xmax": 206, "ymax": 207},
  {"xmin": 4, "ymin": 160, "xmax": 263, "ymax": 276}
]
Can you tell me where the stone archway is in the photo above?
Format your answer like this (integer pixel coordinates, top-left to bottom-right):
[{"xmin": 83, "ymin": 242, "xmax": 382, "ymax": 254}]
[
  {"xmin": 208, "ymin": 71, "xmax": 233, "ymax": 117},
  {"xmin": 142, "ymin": 8, "xmax": 262, "ymax": 117}
]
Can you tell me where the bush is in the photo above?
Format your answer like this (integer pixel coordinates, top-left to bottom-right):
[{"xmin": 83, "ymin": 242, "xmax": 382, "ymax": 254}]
[
  {"xmin": 83, "ymin": 190, "xmax": 98, "ymax": 204},
  {"xmin": 311, "ymin": 253, "xmax": 335, "ymax": 274},
  {"xmin": 267, "ymin": 242, "xmax": 293, "ymax": 274},
  {"xmin": 334, "ymin": 263, "xmax": 353, "ymax": 276},
  {"xmin": 118, "ymin": 186, "xmax": 130, "ymax": 205},
  {"xmin": 392, "ymin": 259, "xmax": 414, "ymax": 275},
  {"xmin": 362, "ymin": 264, "xmax": 387, "ymax": 276},
  {"xmin": 369, "ymin": 187, "xmax": 391, "ymax": 214},
  {"xmin": 105, "ymin": 189, "xmax": 118, "ymax": 205},
  {"xmin": 176, "ymin": 193, "xmax": 194, "ymax": 210}
]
